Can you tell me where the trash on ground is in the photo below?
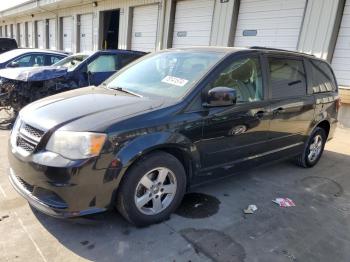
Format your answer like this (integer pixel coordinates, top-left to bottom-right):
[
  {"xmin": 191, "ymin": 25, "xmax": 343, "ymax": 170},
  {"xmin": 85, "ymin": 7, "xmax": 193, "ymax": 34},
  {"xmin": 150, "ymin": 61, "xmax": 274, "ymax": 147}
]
[
  {"xmin": 0, "ymin": 215, "xmax": 10, "ymax": 221},
  {"xmin": 243, "ymin": 204, "xmax": 258, "ymax": 214},
  {"xmin": 273, "ymin": 198, "xmax": 296, "ymax": 207}
]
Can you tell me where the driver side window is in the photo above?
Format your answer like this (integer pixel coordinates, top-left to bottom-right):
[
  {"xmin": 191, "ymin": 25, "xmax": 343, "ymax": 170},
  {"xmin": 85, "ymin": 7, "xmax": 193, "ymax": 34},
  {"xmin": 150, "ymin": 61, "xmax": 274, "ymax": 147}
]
[
  {"xmin": 208, "ymin": 56, "xmax": 263, "ymax": 103},
  {"xmin": 12, "ymin": 54, "xmax": 45, "ymax": 67},
  {"xmin": 11, "ymin": 55, "xmax": 32, "ymax": 67},
  {"xmin": 87, "ymin": 55, "xmax": 118, "ymax": 73}
]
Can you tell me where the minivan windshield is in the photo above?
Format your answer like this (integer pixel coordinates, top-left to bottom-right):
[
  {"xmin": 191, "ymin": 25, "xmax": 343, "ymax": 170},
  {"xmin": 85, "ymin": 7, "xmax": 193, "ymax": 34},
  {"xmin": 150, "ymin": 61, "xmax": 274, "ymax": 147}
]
[
  {"xmin": 53, "ymin": 54, "xmax": 88, "ymax": 71},
  {"xmin": 105, "ymin": 51, "xmax": 225, "ymax": 98}
]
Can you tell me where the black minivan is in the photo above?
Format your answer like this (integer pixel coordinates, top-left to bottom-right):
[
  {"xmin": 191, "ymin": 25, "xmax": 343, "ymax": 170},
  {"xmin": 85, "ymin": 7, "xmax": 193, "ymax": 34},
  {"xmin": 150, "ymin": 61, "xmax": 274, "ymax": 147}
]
[{"xmin": 8, "ymin": 47, "xmax": 339, "ymax": 226}]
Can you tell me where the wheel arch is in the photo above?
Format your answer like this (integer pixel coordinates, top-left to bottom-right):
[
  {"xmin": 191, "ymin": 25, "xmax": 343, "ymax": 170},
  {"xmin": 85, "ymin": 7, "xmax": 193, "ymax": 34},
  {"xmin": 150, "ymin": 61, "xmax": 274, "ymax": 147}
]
[
  {"xmin": 110, "ymin": 132, "xmax": 201, "ymax": 204},
  {"xmin": 316, "ymin": 120, "xmax": 330, "ymax": 138}
]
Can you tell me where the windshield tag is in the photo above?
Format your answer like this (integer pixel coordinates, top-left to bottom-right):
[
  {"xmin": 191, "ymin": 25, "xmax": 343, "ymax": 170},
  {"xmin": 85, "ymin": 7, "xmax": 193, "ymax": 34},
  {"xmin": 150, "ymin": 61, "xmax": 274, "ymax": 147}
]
[{"xmin": 161, "ymin": 76, "xmax": 188, "ymax": 87}]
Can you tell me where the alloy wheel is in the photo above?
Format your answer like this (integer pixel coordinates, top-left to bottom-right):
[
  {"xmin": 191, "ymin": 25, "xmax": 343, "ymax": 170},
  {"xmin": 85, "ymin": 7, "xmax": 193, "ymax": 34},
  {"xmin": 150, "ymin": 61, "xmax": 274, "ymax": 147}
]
[
  {"xmin": 308, "ymin": 134, "xmax": 323, "ymax": 162},
  {"xmin": 134, "ymin": 167, "xmax": 177, "ymax": 215}
]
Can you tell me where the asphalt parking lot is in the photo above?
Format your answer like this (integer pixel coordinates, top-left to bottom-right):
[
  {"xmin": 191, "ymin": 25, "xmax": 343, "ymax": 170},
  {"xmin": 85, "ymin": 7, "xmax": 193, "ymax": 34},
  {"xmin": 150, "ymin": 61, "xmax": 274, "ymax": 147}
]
[{"xmin": 1, "ymin": 125, "xmax": 350, "ymax": 262}]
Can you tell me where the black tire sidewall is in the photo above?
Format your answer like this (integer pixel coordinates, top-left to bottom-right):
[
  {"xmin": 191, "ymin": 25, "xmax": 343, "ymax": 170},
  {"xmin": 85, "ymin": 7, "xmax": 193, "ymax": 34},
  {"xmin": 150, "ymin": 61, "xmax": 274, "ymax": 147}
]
[
  {"xmin": 304, "ymin": 127, "xmax": 326, "ymax": 167},
  {"xmin": 117, "ymin": 152, "xmax": 187, "ymax": 226}
]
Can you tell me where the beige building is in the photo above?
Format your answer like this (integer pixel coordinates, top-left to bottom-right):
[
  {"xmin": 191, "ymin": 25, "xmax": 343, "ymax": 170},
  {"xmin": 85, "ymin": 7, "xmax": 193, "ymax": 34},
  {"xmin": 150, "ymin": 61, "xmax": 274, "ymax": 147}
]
[{"xmin": 0, "ymin": 0, "xmax": 350, "ymax": 103}]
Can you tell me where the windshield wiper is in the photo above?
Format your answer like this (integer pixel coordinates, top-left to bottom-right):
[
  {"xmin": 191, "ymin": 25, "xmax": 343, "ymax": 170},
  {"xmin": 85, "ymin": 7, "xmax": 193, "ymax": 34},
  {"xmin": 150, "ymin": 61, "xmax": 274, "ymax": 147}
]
[{"xmin": 109, "ymin": 86, "xmax": 142, "ymax": 97}]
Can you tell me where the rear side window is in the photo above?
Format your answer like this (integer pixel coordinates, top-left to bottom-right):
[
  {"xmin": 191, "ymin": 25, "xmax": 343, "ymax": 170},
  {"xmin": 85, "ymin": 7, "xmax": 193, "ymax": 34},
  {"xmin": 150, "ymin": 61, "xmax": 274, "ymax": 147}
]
[
  {"xmin": 268, "ymin": 58, "xmax": 307, "ymax": 99},
  {"xmin": 310, "ymin": 60, "xmax": 337, "ymax": 93}
]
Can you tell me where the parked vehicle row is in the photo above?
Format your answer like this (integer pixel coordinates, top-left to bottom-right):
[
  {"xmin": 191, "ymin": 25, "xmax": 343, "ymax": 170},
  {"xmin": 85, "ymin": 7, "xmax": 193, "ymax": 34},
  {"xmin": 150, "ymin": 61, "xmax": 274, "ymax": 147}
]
[
  {"xmin": 7, "ymin": 46, "xmax": 339, "ymax": 226},
  {"xmin": 0, "ymin": 48, "xmax": 67, "ymax": 69},
  {"xmin": 0, "ymin": 47, "xmax": 145, "ymax": 113}
]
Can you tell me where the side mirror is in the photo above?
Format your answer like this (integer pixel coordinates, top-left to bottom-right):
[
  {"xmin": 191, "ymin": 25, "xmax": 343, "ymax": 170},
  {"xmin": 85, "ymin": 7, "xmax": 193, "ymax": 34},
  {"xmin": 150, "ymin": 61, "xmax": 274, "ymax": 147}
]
[
  {"xmin": 204, "ymin": 86, "xmax": 237, "ymax": 107},
  {"xmin": 8, "ymin": 61, "xmax": 19, "ymax": 68}
]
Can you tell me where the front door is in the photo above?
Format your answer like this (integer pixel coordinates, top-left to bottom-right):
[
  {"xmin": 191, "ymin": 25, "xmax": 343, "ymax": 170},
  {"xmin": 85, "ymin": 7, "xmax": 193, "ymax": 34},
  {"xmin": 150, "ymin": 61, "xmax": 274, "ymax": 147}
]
[{"xmin": 198, "ymin": 54, "xmax": 271, "ymax": 176}]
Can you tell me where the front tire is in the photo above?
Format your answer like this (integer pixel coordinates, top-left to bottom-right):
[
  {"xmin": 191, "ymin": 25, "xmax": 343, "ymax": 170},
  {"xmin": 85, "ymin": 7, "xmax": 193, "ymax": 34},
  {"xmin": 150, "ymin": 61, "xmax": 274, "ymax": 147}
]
[
  {"xmin": 116, "ymin": 151, "xmax": 186, "ymax": 226},
  {"xmin": 296, "ymin": 127, "xmax": 327, "ymax": 168}
]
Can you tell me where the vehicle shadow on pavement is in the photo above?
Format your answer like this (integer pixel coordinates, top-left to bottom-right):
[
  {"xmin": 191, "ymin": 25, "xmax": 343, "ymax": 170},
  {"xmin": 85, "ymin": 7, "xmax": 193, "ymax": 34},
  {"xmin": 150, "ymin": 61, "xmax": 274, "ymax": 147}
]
[{"xmin": 32, "ymin": 150, "xmax": 350, "ymax": 262}]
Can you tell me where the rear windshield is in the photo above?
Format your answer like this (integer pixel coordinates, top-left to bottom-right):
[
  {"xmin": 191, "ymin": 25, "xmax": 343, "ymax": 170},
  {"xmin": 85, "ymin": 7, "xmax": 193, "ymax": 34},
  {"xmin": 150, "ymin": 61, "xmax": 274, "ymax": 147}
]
[{"xmin": 310, "ymin": 59, "xmax": 337, "ymax": 93}]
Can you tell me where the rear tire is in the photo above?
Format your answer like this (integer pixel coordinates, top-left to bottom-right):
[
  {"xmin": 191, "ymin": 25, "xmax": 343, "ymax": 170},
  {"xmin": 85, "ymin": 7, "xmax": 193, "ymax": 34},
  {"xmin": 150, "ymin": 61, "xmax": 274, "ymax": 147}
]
[
  {"xmin": 116, "ymin": 151, "xmax": 186, "ymax": 226},
  {"xmin": 295, "ymin": 127, "xmax": 327, "ymax": 168}
]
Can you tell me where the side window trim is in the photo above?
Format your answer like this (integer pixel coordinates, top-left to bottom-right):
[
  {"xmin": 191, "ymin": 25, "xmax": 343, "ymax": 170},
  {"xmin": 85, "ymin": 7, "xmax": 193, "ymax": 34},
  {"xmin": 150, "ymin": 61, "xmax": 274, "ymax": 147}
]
[
  {"xmin": 260, "ymin": 53, "xmax": 270, "ymax": 100},
  {"xmin": 266, "ymin": 54, "xmax": 308, "ymax": 100},
  {"xmin": 303, "ymin": 58, "xmax": 315, "ymax": 95}
]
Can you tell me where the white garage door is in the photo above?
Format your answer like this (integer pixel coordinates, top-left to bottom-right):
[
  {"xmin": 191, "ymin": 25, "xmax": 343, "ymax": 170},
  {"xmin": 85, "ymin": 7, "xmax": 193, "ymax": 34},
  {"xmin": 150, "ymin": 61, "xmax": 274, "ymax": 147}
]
[
  {"xmin": 234, "ymin": 0, "xmax": 307, "ymax": 51},
  {"xmin": 48, "ymin": 19, "xmax": 56, "ymax": 50},
  {"xmin": 79, "ymin": 13, "xmax": 93, "ymax": 52},
  {"xmin": 6, "ymin": 25, "xmax": 10, "ymax": 38},
  {"xmin": 62, "ymin": 16, "xmax": 73, "ymax": 52},
  {"xmin": 20, "ymin": 23, "xmax": 25, "ymax": 47},
  {"xmin": 172, "ymin": 0, "xmax": 215, "ymax": 48},
  {"xmin": 36, "ymin": 20, "xmax": 45, "ymax": 49},
  {"xmin": 11, "ymin": 24, "xmax": 16, "ymax": 40},
  {"xmin": 27, "ymin": 22, "xmax": 33, "ymax": 48},
  {"xmin": 332, "ymin": 0, "xmax": 350, "ymax": 86},
  {"xmin": 131, "ymin": 4, "xmax": 159, "ymax": 52}
]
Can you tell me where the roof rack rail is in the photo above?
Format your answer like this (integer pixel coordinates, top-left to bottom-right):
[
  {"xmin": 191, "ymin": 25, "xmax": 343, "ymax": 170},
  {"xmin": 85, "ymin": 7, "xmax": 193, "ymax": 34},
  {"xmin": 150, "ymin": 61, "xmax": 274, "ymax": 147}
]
[{"xmin": 249, "ymin": 46, "xmax": 315, "ymax": 57}]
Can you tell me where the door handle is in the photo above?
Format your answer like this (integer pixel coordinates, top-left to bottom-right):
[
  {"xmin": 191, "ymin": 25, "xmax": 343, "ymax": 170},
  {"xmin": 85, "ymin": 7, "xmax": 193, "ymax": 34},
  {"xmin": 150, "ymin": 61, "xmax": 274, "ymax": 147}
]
[
  {"xmin": 272, "ymin": 107, "xmax": 284, "ymax": 116},
  {"xmin": 255, "ymin": 110, "xmax": 265, "ymax": 119}
]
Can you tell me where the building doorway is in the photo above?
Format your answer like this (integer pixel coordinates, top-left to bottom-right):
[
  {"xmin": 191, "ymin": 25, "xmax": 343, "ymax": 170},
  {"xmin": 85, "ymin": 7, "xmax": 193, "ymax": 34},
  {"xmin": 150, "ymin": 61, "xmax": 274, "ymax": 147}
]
[{"xmin": 100, "ymin": 9, "xmax": 120, "ymax": 49}]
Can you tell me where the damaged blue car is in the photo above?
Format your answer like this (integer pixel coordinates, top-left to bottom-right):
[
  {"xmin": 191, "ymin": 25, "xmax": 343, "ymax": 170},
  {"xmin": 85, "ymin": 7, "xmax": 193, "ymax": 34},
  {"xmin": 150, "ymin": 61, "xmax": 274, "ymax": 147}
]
[{"xmin": 0, "ymin": 50, "xmax": 146, "ymax": 113}]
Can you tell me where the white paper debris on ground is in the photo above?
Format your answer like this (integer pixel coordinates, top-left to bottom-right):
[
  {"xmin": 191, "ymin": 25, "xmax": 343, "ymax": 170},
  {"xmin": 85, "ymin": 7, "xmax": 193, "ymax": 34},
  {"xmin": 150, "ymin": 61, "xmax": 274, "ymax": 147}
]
[
  {"xmin": 194, "ymin": 203, "xmax": 203, "ymax": 208},
  {"xmin": 243, "ymin": 204, "xmax": 258, "ymax": 214},
  {"xmin": 272, "ymin": 198, "xmax": 296, "ymax": 207}
]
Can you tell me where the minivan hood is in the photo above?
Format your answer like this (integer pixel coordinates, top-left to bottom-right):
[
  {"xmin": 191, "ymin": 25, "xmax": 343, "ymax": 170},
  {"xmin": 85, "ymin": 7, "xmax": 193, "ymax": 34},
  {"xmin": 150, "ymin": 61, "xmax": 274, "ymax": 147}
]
[
  {"xmin": 0, "ymin": 66, "xmax": 68, "ymax": 81},
  {"xmin": 20, "ymin": 86, "xmax": 164, "ymax": 131}
]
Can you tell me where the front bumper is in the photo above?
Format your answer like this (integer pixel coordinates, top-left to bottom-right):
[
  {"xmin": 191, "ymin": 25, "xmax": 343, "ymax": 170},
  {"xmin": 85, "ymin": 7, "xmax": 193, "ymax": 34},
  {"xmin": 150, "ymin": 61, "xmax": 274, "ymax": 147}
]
[
  {"xmin": 8, "ymin": 146, "xmax": 119, "ymax": 218},
  {"xmin": 9, "ymin": 168, "xmax": 106, "ymax": 218}
]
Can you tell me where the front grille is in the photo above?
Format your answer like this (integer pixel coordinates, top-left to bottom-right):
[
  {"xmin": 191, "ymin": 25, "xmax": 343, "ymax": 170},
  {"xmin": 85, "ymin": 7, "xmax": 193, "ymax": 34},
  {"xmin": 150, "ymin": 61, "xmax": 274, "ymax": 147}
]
[
  {"xmin": 13, "ymin": 121, "xmax": 46, "ymax": 154},
  {"xmin": 22, "ymin": 124, "xmax": 45, "ymax": 139},
  {"xmin": 16, "ymin": 136, "xmax": 36, "ymax": 152},
  {"xmin": 16, "ymin": 176, "xmax": 34, "ymax": 193}
]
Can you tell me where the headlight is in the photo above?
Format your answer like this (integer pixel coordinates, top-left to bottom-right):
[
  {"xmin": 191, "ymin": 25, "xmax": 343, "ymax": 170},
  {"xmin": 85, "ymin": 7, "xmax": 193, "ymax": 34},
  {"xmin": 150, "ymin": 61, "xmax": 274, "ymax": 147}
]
[{"xmin": 46, "ymin": 131, "xmax": 107, "ymax": 160}]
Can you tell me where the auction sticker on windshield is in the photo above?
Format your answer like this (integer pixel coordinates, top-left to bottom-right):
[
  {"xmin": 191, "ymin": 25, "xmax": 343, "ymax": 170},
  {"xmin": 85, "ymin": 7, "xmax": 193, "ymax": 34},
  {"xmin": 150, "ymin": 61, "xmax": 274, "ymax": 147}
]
[{"xmin": 161, "ymin": 76, "xmax": 189, "ymax": 87}]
